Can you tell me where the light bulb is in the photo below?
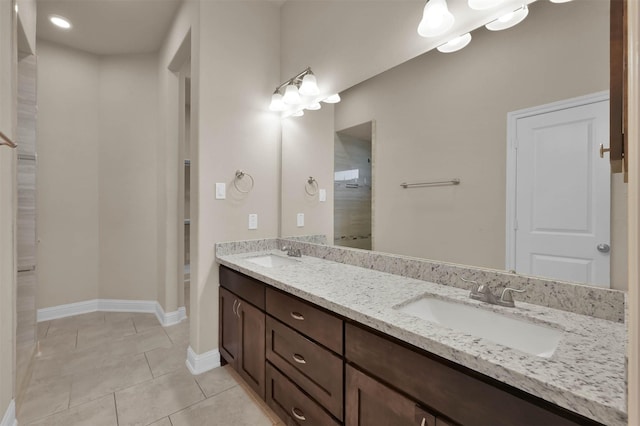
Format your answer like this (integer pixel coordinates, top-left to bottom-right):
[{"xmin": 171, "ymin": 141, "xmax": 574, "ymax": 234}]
[
  {"xmin": 269, "ymin": 93, "xmax": 285, "ymax": 111},
  {"xmin": 299, "ymin": 73, "xmax": 320, "ymax": 96},
  {"xmin": 468, "ymin": 0, "xmax": 504, "ymax": 10},
  {"xmin": 417, "ymin": 0, "xmax": 455, "ymax": 38},
  {"xmin": 307, "ymin": 102, "xmax": 322, "ymax": 111},
  {"xmin": 323, "ymin": 94, "xmax": 341, "ymax": 104},
  {"xmin": 49, "ymin": 15, "xmax": 72, "ymax": 29},
  {"xmin": 485, "ymin": 5, "xmax": 528, "ymax": 31},
  {"xmin": 437, "ymin": 33, "xmax": 472, "ymax": 53},
  {"xmin": 283, "ymin": 84, "xmax": 301, "ymax": 105}
]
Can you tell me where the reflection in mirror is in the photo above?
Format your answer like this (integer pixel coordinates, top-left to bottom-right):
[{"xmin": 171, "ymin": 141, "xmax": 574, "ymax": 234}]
[
  {"xmin": 334, "ymin": 122, "xmax": 373, "ymax": 250},
  {"xmin": 283, "ymin": 0, "xmax": 627, "ymax": 290}
]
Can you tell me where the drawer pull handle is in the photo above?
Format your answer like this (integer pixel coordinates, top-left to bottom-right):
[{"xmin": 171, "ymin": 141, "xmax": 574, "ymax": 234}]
[
  {"xmin": 421, "ymin": 418, "xmax": 426, "ymax": 426},
  {"xmin": 236, "ymin": 301, "xmax": 241, "ymax": 318},
  {"xmin": 232, "ymin": 299, "xmax": 238, "ymax": 315},
  {"xmin": 291, "ymin": 407, "xmax": 306, "ymax": 421},
  {"xmin": 292, "ymin": 353, "xmax": 306, "ymax": 364},
  {"xmin": 290, "ymin": 311, "xmax": 305, "ymax": 321}
]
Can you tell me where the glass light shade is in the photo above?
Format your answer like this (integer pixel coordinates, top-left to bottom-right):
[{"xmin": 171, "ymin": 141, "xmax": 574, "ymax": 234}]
[
  {"xmin": 292, "ymin": 110, "xmax": 305, "ymax": 117},
  {"xmin": 417, "ymin": 0, "xmax": 455, "ymax": 38},
  {"xmin": 50, "ymin": 15, "xmax": 72, "ymax": 29},
  {"xmin": 323, "ymin": 94, "xmax": 341, "ymax": 104},
  {"xmin": 549, "ymin": 0, "xmax": 572, "ymax": 3},
  {"xmin": 468, "ymin": 0, "xmax": 504, "ymax": 10},
  {"xmin": 283, "ymin": 84, "xmax": 301, "ymax": 105},
  {"xmin": 299, "ymin": 74, "xmax": 320, "ymax": 96},
  {"xmin": 306, "ymin": 102, "xmax": 322, "ymax": 110},
  {"xmin": 437, "ymin": 33, "xmax": 472, "ymax": 53},
  {"xmin": 485, "ymin": 6, "xmax": 528, "ymax": 31},
  {"xmin": 269, "ymin": 93, "xmax": 285, "ymax": 111}
]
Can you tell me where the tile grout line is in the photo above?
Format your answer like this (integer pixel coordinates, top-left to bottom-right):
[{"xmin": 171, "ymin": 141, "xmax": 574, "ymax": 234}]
[
  {"xmin": 113, "ymin": 392, "xmax": 120, "ymax": 426},
  {"xmin": 143, "ymin": 351, "xmax": 155, "ymax": 378}
]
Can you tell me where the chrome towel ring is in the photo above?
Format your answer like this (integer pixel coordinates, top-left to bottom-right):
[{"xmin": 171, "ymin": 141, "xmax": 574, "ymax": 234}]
[
  {"xmin": 234, "ymin": 170, "xmax": 254, "ymax": 193},
  {"xmin": 305, "ymin": 176, "xmax": 318, "ymax": 196}
]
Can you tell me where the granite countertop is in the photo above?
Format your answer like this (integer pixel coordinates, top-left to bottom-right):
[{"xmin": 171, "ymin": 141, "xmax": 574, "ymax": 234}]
[{"xmin": 217, "ymin": 250, "xmax": 627, "ymax": 426}]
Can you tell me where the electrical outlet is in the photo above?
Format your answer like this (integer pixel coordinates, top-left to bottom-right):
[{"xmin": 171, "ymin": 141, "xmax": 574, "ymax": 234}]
[
  {"xmin": 297, "ymin": 213, "xmax": 304, "ymax": 227},
  {"xmin": 249, "ymin": 214, "xmax": 258, "ymax": 230}
]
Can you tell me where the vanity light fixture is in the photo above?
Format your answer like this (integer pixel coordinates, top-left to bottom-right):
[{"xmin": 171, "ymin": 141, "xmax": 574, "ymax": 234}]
[
  {"xmin": 269, "ymin": 67, "xmax": 329, "ymax": 116},
  {"xmin": 437, "ymin": 33, "xmax": 472, "ymax": 53},
  {"xmin": 269, "ymin": 91, "xmax": 285, "ymax": 111},
  {"xmin": 485, "ymin": 5, "xmax": 528, "ymax": 31},
  {"xmin": 307, "ymin": 102, "xmax": 322, "ymax": 111},
  {"xmin": 323, "ymin": 94, "xmax": 341, "ymax": 103},
  {"xmin": 417, "ymin": 0, "xmax": 455, "ymax": 38},
  {"xmin": 49, "ymin": 14, "xmax": 72, "ymax": 29},
  {"xmin": 283, "ymin": 83, "xmax": 302, "ymax": 105},
  {"xmin": 549, "ymin": 0, "xmax": 572, "ymax": 3}
]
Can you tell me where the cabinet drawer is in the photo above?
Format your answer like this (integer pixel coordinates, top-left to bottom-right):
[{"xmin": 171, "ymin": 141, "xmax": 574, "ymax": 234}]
[
  {"xmin": 266, "ymin": 316, "xmax": 343, "ymax": 420},
  {"xmin": 345, "ymin": 323, "xmax": 593, "ymax": 426},
  {"xmin": 266, "ymin": 287, "xmax": 343, "ymax": 354},
  {"xmin": 220, "ymin": 266, "xmax": 265, "ymax": 310},
  {"xmin": 266, "ymin": 362, "xmax": 341, "ymax": 426}
]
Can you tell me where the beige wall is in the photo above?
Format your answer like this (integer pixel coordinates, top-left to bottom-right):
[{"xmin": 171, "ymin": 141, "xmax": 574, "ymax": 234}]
[
  {"xmin": 37, "ymin": 41, "xmax": 161, "ymax": 308},
  {"xmin": 194, "ymin": 0, "xmax": 280, "ymax": 354},
  {"xmin": 0, "ymin": 0, "xmax": 17, "ymax": 419},
  {"xmin": 98, "ymin": 53, "xmax": 159, "ymax": 301},
  {"xmin": 16, "ymin": 0, "xmax": 36, "ymax": 56},
  {"xmin": 37, "ymin": 41, "xmax": 100, "ymax": 307},
  {"xmin": 281, "ymin": 106, "xmax": 334, "ymax": 239}
]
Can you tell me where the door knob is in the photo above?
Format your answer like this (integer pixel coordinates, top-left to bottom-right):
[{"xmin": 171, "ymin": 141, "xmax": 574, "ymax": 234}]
[
  {"xmin": 599, "ymin": 144, "xmax": 611, "ymax": 158},
  {"xmin": 597, "ymin": 243, "xmax": 610, "ymax": 253}
]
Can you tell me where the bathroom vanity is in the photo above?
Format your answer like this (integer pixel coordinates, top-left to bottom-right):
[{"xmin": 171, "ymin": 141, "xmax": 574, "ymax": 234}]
[{"xmin": 216, "ymin": 240, "xmax": 627, "ymax": 426}]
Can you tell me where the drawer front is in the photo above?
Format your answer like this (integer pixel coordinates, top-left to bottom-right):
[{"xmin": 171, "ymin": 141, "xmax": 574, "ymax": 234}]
[
  {"xmin": 266, "ymin": 316, "xmax": 343, "ymax": 420},
  {"xmin": 345, "ymin": 323, "xmax": 592, "ymax": 426},
  {"xmin": 266, "ymin": 287, "xmax": 343, "ymax": 354},
  {"xmin": 219, "ymin": 266, "xmax": 265, "ymax": 310},
  {"xmin": 266, "ymin": 362, "xmax": 341, "ymax": 426}
]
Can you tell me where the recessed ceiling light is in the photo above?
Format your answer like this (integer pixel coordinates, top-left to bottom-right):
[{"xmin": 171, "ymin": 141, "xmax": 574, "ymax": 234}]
[{"xmin": 49, "ymin": 15, "xmax": 72, "ymax": 30}]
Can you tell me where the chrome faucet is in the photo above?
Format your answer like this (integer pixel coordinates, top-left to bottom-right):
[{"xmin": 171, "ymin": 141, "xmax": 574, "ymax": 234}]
[
  {"xmin": 460, "ymin": 276, "xmax": 525, "ymax": 308},
  {"xmin": 281, "ymin": 245, "xmax": 302, "ymax": 257}
]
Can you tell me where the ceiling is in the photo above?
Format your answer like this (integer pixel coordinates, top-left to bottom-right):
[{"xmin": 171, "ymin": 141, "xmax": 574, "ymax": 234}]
[{"xmin": 36, "ymin": 0, "xmax": 183, "ymax": 55}]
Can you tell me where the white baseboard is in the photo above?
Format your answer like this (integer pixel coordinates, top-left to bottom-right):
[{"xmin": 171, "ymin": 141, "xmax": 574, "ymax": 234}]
[
  {"xmin": 1, "ymin": 399, "xmax": 16, "ymax": 426},
  {"xmin": 185, "ymin": 346, "xmax": 220, "ymax": 375},
  {"xmin": 155, "ymin": 304, "xmax": 188, "ymax": 327},
  {"xmin": 37, "ymin": 299, "xmax": 187, "ymax": 328}
]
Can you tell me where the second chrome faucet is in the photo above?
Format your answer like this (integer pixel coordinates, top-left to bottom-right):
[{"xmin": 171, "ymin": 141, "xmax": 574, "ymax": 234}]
[{"xmin": 460, "ymin": 276, "xmax": 525, "ymax": 308}]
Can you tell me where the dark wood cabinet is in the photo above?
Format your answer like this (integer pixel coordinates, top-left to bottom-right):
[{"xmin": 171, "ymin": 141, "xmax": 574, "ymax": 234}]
[
  {"xmin": 346, "ymin": 364, "xmax": 437, "ymax": 426},
  {"xmin": 219, "ymin": 269, "xmax": 266, "ymax": 399}
]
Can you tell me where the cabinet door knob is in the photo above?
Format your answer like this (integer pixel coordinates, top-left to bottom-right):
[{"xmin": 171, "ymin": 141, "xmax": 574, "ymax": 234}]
[
  {"xmin": 291, "ymin": 407, "xmax": 306, "ymax": 421},
  {"xmin": 290, "ymin": 311, "xmax": 305, "ymax": 321},
  {"xmin": 292, "ymin": 353, "xmax": 307, "ymax": 364},
  {"xmin": 232, "ymin": 299, "xmax": 238, "ymax": 315}
]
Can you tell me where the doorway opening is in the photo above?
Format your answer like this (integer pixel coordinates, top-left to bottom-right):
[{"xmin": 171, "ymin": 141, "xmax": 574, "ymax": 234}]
[{"xmin": 334, "ymin": 121, "xmax": 373, "ymax": 250}]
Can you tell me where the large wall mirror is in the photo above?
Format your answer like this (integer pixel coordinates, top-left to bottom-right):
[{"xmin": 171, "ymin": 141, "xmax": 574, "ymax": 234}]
[{"xmin": 281, "ymin": 0, "xmax": 627, "ymax": 291}]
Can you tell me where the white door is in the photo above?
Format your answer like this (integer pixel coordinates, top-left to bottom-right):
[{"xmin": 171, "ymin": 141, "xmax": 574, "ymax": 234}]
[{"xmin": 513, "ymin": 99, "xmax": 610, "ymax": 287}]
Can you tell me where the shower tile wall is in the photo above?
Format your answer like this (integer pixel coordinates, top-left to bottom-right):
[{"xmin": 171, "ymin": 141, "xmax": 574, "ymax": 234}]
[
  {"xmin": 334, "ymin": 132, "xmax": 372, "ymax": 250},
  {"xmin": 16, "ymin": 54, "xmax": 38, "ymax": 404}
]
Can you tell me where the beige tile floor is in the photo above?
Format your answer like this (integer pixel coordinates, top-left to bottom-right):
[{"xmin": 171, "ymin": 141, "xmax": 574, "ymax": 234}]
[{"xmin": 18, "ymin": 311, "xmax": 284, "ymax": 426}]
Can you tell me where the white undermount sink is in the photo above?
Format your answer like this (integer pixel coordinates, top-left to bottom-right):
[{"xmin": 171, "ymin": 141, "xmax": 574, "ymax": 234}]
[
  {"xmin": 396, "ymin": 296, "xmax": 563, "ymax": 358},
  {"xmin": 245, "ymin": 254, "xmax": 300, "ymax": 267}
]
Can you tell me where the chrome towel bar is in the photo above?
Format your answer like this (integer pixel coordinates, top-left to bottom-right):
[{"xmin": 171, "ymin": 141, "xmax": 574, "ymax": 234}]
[{"xmin": 400, "ymin": 178, "xmax": 460, "ymax": 188}]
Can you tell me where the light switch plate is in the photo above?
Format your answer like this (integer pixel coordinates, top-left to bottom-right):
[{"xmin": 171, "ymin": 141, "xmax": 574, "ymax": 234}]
[
  {"xmin": 319, "ymin": 189, "xmax": 326, "ymax": 202},
  {"xmin": 249, "ymin": 214, "xmax": 258, "ymax": 230},
  {"xmin": 215, "ymin": 183, "xmax": 226, "ymax": 199},
  {"xmin": 297, "ymin": 213, "xmax": 304, "ymax": 227}
]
